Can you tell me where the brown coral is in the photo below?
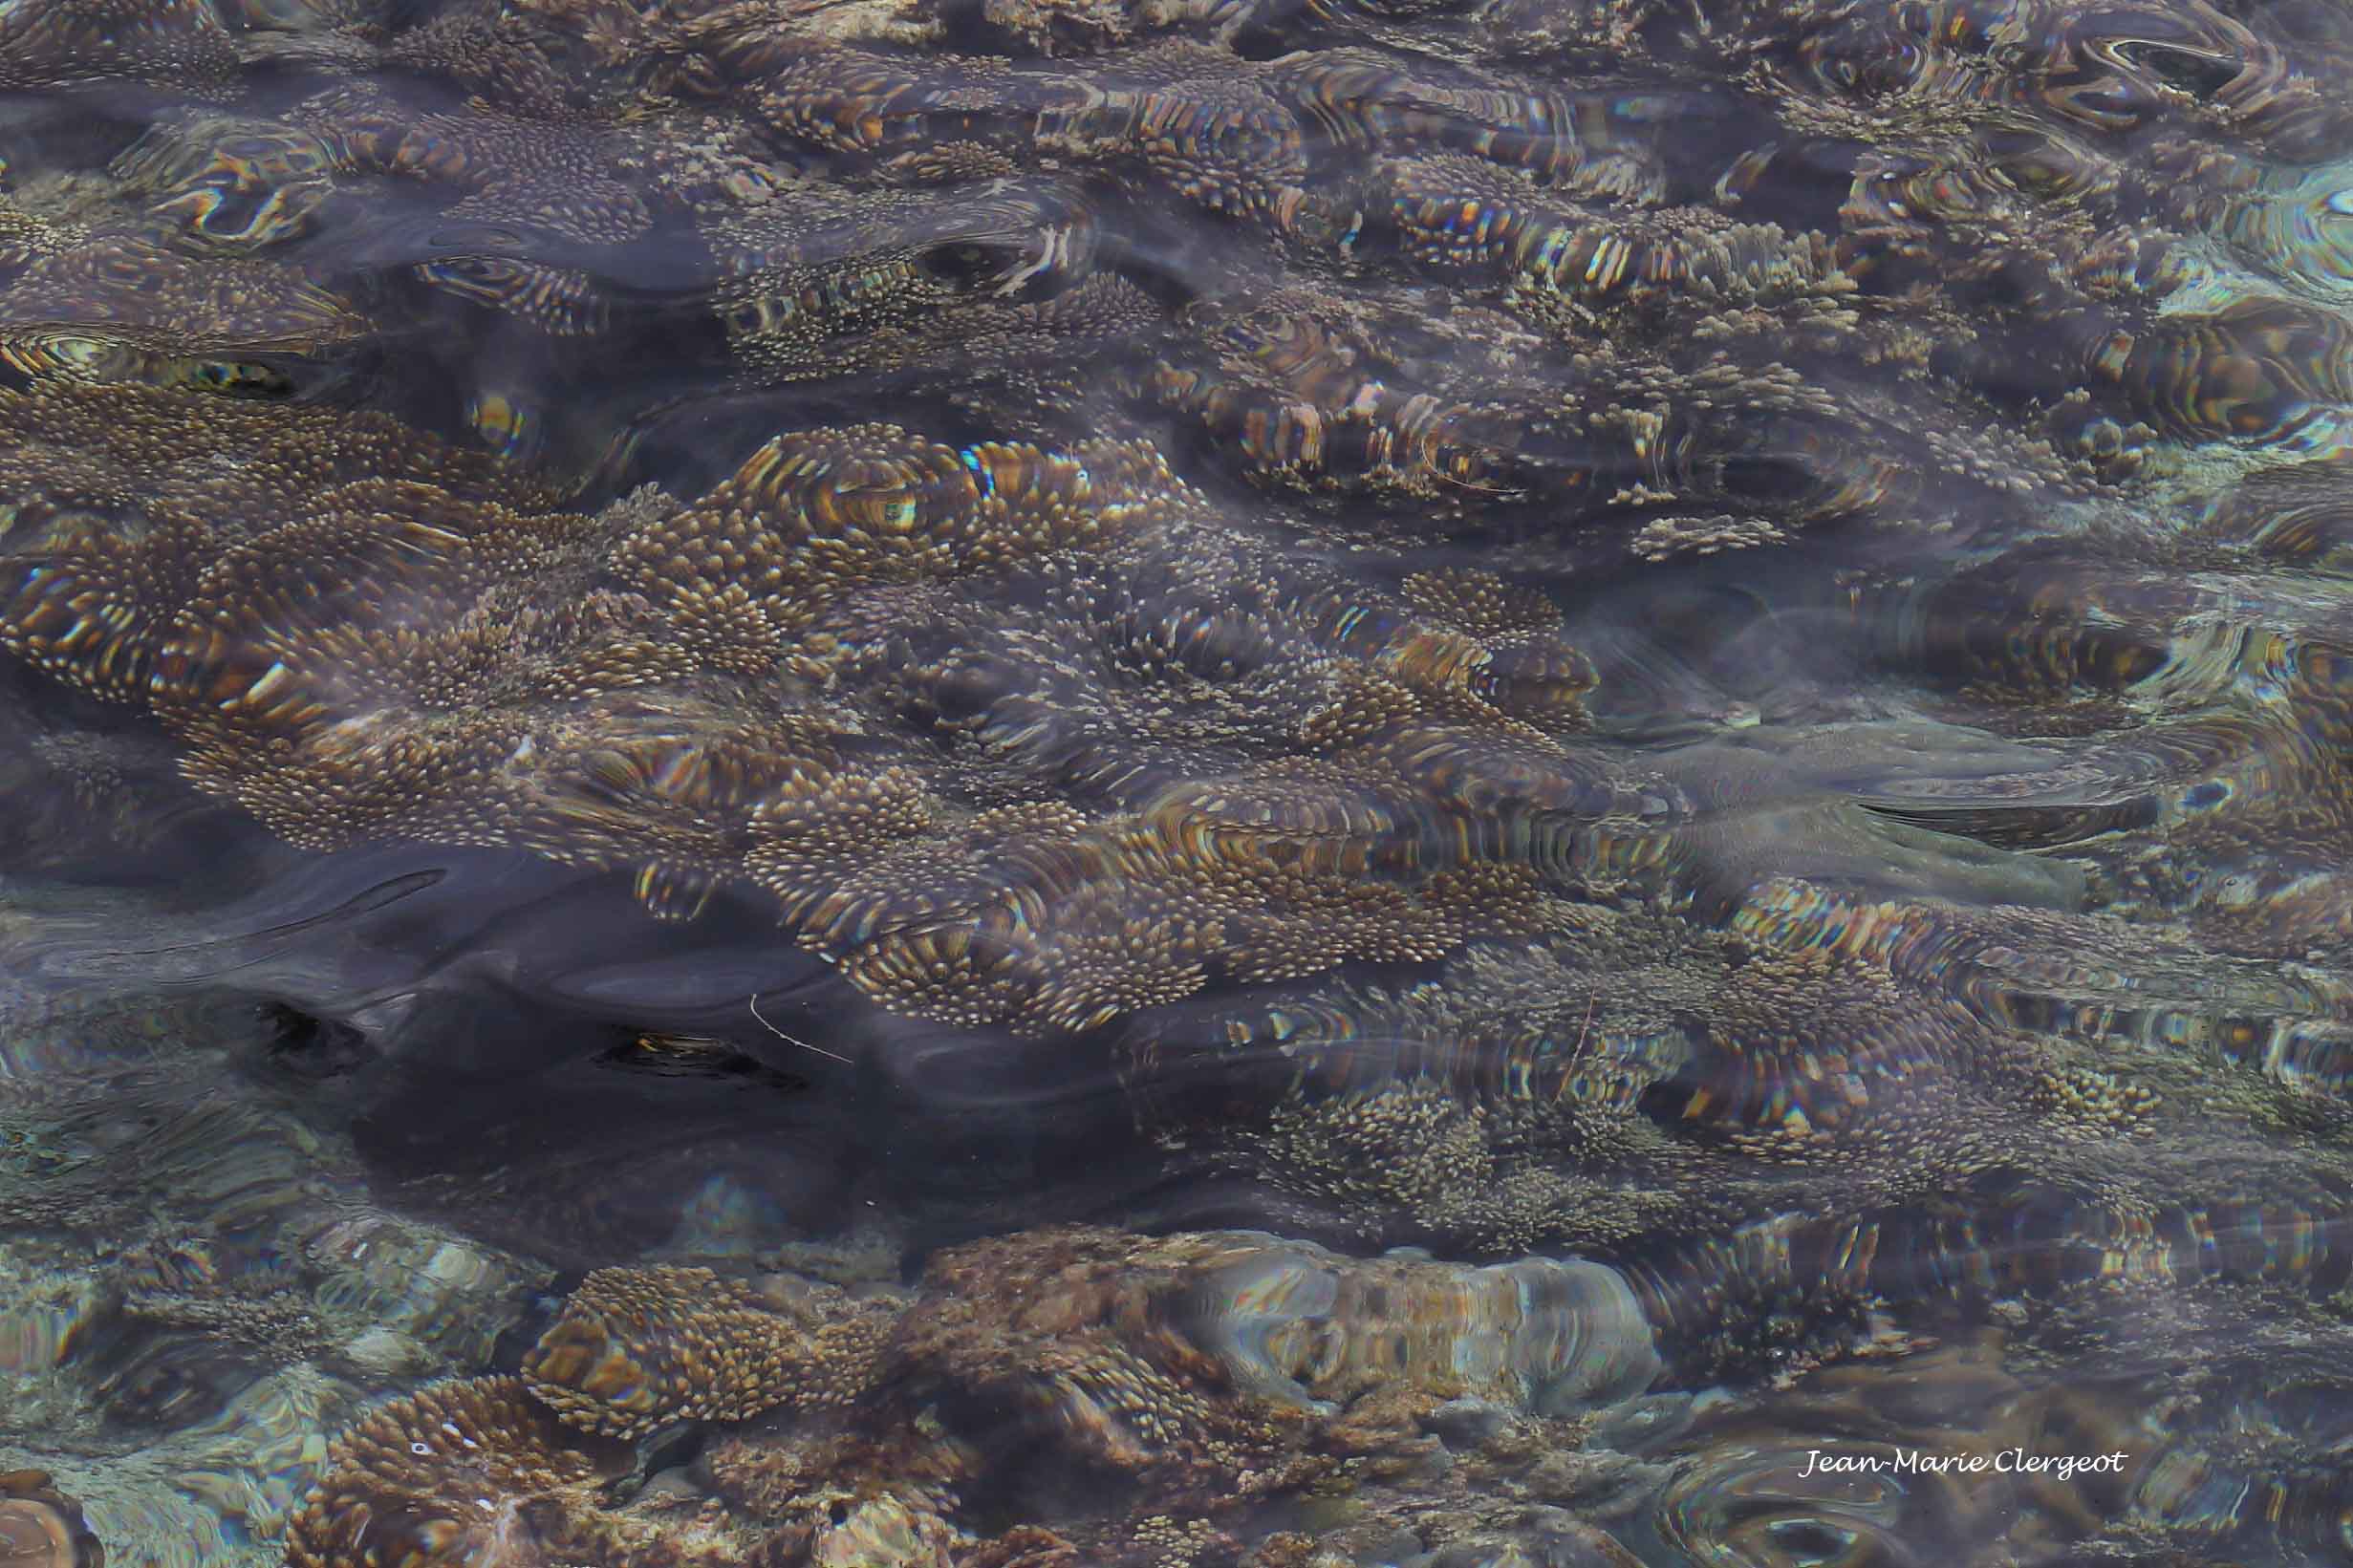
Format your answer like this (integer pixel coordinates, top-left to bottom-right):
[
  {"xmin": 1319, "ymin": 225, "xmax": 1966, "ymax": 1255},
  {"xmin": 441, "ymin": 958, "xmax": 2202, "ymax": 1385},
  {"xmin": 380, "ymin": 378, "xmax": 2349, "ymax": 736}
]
[
  {"xmin": 0, "ymin": 0, "xmax": 237, "ymax": 89},
  {"xmin": 523, "ymin": 1266, "xmax": 892, "ymax": 1438},
  {"xmin": 0, "ymin": 383, "xmax": 1633, "ymax": 1035},
  {"xmin": 284, "ymin": 1376, "xmax": 632, "ymax": 1568}
]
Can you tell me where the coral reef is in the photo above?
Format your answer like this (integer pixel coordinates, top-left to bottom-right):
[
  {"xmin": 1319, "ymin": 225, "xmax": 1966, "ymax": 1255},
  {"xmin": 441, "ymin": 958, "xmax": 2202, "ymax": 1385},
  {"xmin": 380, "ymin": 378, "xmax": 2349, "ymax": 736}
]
[
  {"xmin": 277, "ymin": 1217, "xmax": 2353, "ymax": 1563},
  {"xmin": 283, "ymin": 1376, "xmax": 633, "ymax": 1568},
  {"xmin": 2, "ymin": 387, "xmax": 1627, "ymax": 1035},
  {"xmin": 297, "ymin": 1235, "xmax": 1674, "ymax": 1564},
  {"xmin": 3, "ymin": 0, "xmax": 2353, "ymax": 1562},
  {"xmin": 524, "ymin": 1265, "xmax": 892, "ymax": 1438}
]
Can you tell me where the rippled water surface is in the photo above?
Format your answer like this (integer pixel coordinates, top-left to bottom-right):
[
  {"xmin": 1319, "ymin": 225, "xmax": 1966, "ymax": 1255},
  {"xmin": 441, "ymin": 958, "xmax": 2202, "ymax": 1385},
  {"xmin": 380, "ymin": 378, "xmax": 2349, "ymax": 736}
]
[{"xmin": 3, "ymin": 0, "xmax": 2353, "ymax": 1562}]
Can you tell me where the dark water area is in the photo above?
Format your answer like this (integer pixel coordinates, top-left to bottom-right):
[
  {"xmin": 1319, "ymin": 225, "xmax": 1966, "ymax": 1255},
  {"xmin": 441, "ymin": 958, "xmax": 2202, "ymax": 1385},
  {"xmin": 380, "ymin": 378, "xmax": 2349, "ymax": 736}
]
[{"xmin": 3, "ymin": 0, "xmax": 2353, "ymax": 1561}]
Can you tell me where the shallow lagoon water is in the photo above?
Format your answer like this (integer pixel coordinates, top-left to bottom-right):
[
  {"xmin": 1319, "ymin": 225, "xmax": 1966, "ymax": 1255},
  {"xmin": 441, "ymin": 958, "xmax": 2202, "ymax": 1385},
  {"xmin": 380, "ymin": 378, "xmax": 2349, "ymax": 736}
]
[{"xmin": 3, "ymin": 0, "xmax": 2353, "ymax": 1563}]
